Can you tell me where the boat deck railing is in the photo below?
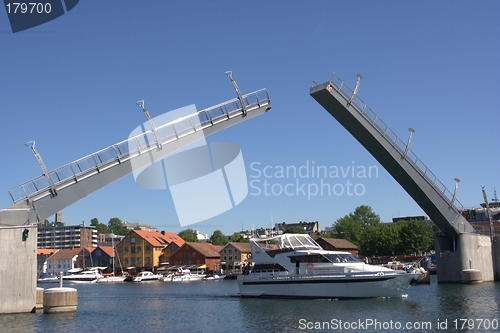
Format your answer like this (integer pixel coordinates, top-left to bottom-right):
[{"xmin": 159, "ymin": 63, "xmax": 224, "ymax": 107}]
[
  {"xmin": 8, "ymin": 89, "xmax": 270, "ymax": 204},
  {"xmin": 311, "ymin": 74, "xmax": 464, "ymax": 213}
]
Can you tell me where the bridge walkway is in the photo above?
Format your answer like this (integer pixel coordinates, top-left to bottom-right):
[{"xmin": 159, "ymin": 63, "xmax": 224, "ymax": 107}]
[
  {"xmin": 310, "ymin": 74, "xmax": 473, "ymax": 238},
  {"xmin": 2, "ymin": 89, "xmax": 270, "ymax": 225}
]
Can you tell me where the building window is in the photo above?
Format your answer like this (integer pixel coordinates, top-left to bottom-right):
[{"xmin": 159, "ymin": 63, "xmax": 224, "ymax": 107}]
[
  {"xmin": 137, "ymin": 246, "xmax": 141, "ymax": 252},
  {"xmin": 130, "ymin": 237, "xmax": 136, "ymax": 244},
  {"xmin": 145, "ymin": 245, "xmax": 151, "ymax": 251},
  {"xmin": 131, "ymin": 246, "xmax": 136, "ymax": 254},
  {"xmin": 228, "ymin": 249, "xmax": 232, "ymax": 255},
  {"xmin": 131, "ymin": 258, "xmax": 136, "ymax": 265},
  {"xmin": 146, "ymin": 257, "xmax": 150, "ymax": 263},
  {"xmin": 124, "ymin": 258, "xmax": 129, "ymax": 264},
  {"xmin": 137, "ymin": 258, "xmax": 142, "ymax": 264},
  {"xmin": 125, "ymin": 247, "xmax": 129, "ymax": 253},
  {"xmin": 185, "ymin": 253, "xmax": 190, "ymax": 261}
]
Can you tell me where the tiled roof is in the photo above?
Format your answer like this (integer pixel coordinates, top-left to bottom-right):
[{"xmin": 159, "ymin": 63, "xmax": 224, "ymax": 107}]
[
  {"xmin": 47, "ymin": 248, "xmax": 82, "ymax": 261},
  {"xmin": 37, "ymin": 248, "xmax": 57, "ymax": 255},
  {"xmin": 319, "ymin": 237, "xmax": 358, "ymax": 250},
  {"xmin": 97, "ymin": 246, "xmax": 114, "ymax": 257},
  {"xmin": 219, "ymin": 242, "xmax": 251, "ymax": 253},
  {"xmin": 184, "ymin": 242, "xmax": 222, "ymax": 257},
  {"xmin": 133, "ymin": 230, "xmax": 184, "ymax": 247}
]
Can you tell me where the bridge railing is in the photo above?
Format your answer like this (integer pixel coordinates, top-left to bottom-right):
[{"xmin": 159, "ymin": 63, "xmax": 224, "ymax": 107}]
[
  {"xmin": 314, "ymin": 74, "xmax": 464, "ymax": 213},
  {"xmin": 9, "ymin": 89, "xmax": 270, "ymax": 204}
]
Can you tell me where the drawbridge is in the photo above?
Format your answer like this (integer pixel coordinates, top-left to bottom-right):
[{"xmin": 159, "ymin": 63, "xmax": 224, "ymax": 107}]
[
  {"xmin": 1, "ymin": 77, "xmax": 271, "ymax": 226},
  {"xmin": 310, "ymin": 74, "xmax": 473, "ymax": 239}
]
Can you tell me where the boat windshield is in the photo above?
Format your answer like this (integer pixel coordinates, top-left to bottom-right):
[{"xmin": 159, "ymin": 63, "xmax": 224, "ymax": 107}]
[
  {"xmin": 279, "ymin": 234, "xmax": 322, "ymax": 250},
  {"xmin": 323, "ymin": 253, "xmax": 360, "ymax": 263}
]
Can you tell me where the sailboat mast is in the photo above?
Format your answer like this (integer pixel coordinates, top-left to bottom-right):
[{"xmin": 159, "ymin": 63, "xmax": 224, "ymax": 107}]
[{"xmin": 82, "ymin": 221, "xmax": 85, "ymax": 269}]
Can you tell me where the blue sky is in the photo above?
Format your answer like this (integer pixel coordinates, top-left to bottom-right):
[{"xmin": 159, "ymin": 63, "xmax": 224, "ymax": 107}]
[{"xmin": 1, "ymin": 1, "xmax": 499, "ymax": 236}]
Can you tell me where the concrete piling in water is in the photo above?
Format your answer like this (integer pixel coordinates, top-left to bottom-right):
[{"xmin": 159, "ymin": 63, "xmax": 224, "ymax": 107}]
[
  {"xmin": 36, "ymin": 288, "xmax": 44, "ymax": 310},
  {"xmin": 43, "ymin": 287, "xmax": 78, "ymax": 313},
  {"xmin": 461, "ymin": 269, "xmax": 483, "ymax": 284}
]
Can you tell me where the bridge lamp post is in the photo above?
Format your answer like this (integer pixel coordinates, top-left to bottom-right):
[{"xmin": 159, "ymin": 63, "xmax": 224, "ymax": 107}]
[
  {"xmin": 136, "ymin": 100, "xmax": 163, "ymax": 150},
  {"xmin": 225, "ymin": 71, "xmax": 247, "ymax": 116},
  {"xmin": 25, "ymin": 140, "xmax": 57, "ymax": 197}
]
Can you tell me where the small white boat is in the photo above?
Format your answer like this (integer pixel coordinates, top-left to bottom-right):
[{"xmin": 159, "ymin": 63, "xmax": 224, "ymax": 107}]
[
  {"xmin": 237, "ymin": 233, "xmax": 422, "ymax": 299},
  {"xmin": 169, "ymin": 269, "xmax": 206, "ymax": 282},
  {"xmin": 37, "ymin": 276, "xmax": 60, "ymax": 284},
  {"xmin": 62, "ymin": 269, "xmax": 103, "ymax": 284},
  {"xmin": 97, "ymin": 272, "xmax": 129, "ymax": 283},
  {"xmin": 133, "ymin": 271, "xmax": 163, "ymax": 282},
  {"xmin": 203, "ymin": 273, "xmax": 226, "ymax": 281}
]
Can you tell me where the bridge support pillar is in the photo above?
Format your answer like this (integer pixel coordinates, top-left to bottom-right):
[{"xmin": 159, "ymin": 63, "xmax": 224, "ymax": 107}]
[
  {"xmin": 0, "ymin": 223, "xmax": 37, "ymax": 313},
  {"xmin": 435, "ymin": 233, "xmax": 494, "ymax": 283},
  {"xmin": 492, "ymin": 235, "xmax": 500, "ymax": 281}
]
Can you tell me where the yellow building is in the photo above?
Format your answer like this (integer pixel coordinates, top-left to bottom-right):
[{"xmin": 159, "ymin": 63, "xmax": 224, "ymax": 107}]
[
  {"xmin": 218, "ymin": 242, "xmax": 252, "ymax": 273},
  {"xmin": 115, "ymin": 230, "xmax": 183, "ymax": 271}
]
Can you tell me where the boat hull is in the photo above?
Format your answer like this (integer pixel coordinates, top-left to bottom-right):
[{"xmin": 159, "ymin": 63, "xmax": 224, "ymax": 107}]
[
  {"xmin": 237, "ymin": 273, "xmax": 419, "ymax": 299},
  {"xmin": 97, "ymin": 276, "xmax": 127, "ymax": 283},
  {"xmin": 62, "ymin": 271, "xmax": 103, "ymax": 284}
]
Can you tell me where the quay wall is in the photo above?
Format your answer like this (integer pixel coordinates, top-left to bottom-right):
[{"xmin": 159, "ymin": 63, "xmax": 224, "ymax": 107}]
[{"xmin": 0, "ymin": 225, "xmax": 37, "ymax": 313}]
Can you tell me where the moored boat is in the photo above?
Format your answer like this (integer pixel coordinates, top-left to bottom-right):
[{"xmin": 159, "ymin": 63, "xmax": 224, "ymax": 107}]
[
  {"xmin": 169, "ymin": 268, "xmax": 206, "ymax": 282},
  {"xmin": 97, "ymin": 272, "xmax": 129, "ymax": 283},
  {"xmin": 62, "ymin": 268, "xmax": 103, "ymax": 284},
  {"xmin": 133, "ymin": 271, "xmax": 163, "ymax": 282},
  {"xmin": 237, "ymin": 233, "xmax": 421, "ymax": 298}
]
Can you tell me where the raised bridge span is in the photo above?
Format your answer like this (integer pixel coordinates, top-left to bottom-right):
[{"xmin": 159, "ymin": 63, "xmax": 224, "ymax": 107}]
[
  {"xmin": 310, "ymin": 74, "xmax": 473, "ymax": 239},
  {"xmin": 1, "ymin": 85, "xmax": 271, "ymax": 226}
]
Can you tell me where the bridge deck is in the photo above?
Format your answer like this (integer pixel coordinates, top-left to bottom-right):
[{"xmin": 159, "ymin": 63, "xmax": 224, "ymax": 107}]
[
  {"xmin": 2, "ymin": 89, "xmax": 271, "ymax": 225},
  {"xmin": 310, "ymin": 75, "xmax": 473, "ymax": 238}
]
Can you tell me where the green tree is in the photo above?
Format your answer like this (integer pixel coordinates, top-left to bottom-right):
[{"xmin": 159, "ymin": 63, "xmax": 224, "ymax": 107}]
[
  {"xmin": 284, "ymin": 226, "xmax": 307, "ymax": 234},
  {"xmin": 231, "ymin": 232, "xmax": 249, "ymax": 243},
  {"xmin": 210, "ymin": 230, "xmax": 228, "ymax": 245},
  {"xmin": 359, "ymin": 223, "xmax": 399, "ymax": 257},
  {"xmin": 107, "ymin": 217, "xmax": 128, "ymax": 235},
  {"xmin": 394, "ymin": 219, "xmax": 434, "ymax": 255},
  {"xmin": 91, "ymin": 217, "xmax": 109, "ymax": 234},
  {"xmin": 178, "ymin": 229, "xmax": 198, "ymax": 242},
  {"xmin": 332, "ymin": 205, "xmax": 381, "ymax": 245},
  {"xmin": 359, "ymin": 219, "xmax": 435, "ymax": 257}
]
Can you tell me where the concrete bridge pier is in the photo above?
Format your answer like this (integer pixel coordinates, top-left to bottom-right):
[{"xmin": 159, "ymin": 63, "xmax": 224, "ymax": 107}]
[
  {"xmin": 0, "ymin": 222, "xmax": 37, "ymax": 314},
  {"xmin": 435, "ymin": 233, "xmax": 494, "ymax": 283},
  {"xmin": 492, "ymin": 235, "xmax": 500, "ymax": 281}
]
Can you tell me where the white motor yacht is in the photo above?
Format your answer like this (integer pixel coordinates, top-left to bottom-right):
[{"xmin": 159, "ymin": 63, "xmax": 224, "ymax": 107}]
[
  {"xmin": 62, "ymin": 268, "xmax": 103, "ymax": 284},
  {"xmin": 237, "ymin": 233, "xmax": 421, "ymax": 298}
]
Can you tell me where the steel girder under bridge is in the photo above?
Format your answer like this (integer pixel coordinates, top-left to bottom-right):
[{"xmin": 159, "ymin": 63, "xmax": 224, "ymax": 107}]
[
  {"xmin": 1, "ymin": 85, "xmax": 271, "ymax": 226},
  {"xmin": 310, "ymin": 74, "xmax": 473, "ymax": 239}
]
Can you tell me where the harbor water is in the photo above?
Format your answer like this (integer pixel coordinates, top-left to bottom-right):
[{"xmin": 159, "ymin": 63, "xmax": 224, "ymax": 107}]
[{"xmin": 2, "ymin": 276, "xmax": 500, "ymax": 332}]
